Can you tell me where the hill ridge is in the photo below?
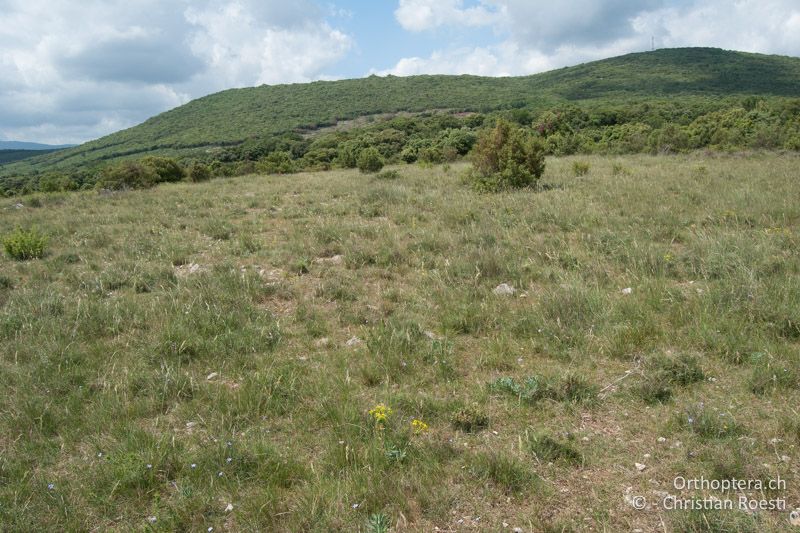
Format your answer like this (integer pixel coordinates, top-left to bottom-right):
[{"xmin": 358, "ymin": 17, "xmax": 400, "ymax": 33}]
[{"xmin": 4, "ymin": 47, "xmax": 800, "ymax": 178}]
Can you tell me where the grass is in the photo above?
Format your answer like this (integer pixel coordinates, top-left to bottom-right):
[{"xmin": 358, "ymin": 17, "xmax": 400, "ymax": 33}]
[{"xmin": 0, "ymin": 154, "xmax": 799, "ymax": 531}]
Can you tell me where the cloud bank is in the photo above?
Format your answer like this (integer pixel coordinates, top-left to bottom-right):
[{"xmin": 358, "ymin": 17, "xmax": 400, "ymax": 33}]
[
  {"xmin": 0, "ymin": 0, "xmax": 352, "ymax": 144},
  {"xmin": 385, "ymin": 0, "xmax": 800, "ymax": 76},
  {"xmin": 1, "ymin": 1, "xmax": 799, "ymax": 144}
]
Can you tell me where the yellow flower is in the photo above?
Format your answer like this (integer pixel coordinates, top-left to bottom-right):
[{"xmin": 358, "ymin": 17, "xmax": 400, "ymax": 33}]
[
  {"xmin": 369, "ymin": 404, "xmax": 392, "ymax": 425},
  {"xmin": 411, "ymin": 419, "xmax": 429, "ymax": 434}
]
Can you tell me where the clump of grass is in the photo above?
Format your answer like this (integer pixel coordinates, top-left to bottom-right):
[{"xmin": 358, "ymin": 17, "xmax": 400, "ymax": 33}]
[
  {"xmin": 469, "ymin": 452, "xmax": 539, "ymax": 495},
  {"xmin": 749, "ymin": 362, "xmax": 798, "ymax": 395},
  {"xmin": 611, "ymin": 163, "xmax": 630, "ymax": 176},
  {"xmin": 671, "ymin": 510, "xmax": 759, "ymax": 533},
  {"xmin": 0, "ymin": 275, "xmax": 13, "ymax": 290},
  {"xmin": 375, "ymin": 169, "xmax": 400, "ymax": 180},
  {"xmin": 781, "ymin": 418, "xmax": 800, "ymax": 443},
  {"xmin": 526, "ymin": 432, "xmax": 584, "ymax": 466},
  {"xmin": 676, "ymin": 404, "xmax": 743, "ymax": 440},
  {"xmin": 489, "ymin": 374, "xmax": 597, "ymax": 405},
  {"xmin": 3, "ymin": 227, "xmax": 47, "ymax": 260},
  {"xmin": 451, "ymin": 404, "xmax": 489, "ymax": 433},
  {"xmin": 290, "ymin": 257, "xmax": 311, "ymax": 275},
  {"xmin": 203, "ymin": 219, "xmax": 234, "ymax": 240},
  {"xmin": 634, "ymin": 353, "xmax": 705, "ymax": 404},
  {"xmin": 572, "ymin": 161, "xmax": 590, "ymax": 176}
]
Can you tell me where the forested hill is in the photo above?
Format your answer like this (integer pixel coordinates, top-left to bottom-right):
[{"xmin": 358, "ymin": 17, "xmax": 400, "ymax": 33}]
[{"xmin": 4, "ymin": 47, "xmax": 800, "ymax": 178}]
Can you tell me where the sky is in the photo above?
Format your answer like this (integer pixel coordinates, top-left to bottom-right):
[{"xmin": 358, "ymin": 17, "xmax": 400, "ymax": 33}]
[{"xmin": 1, "ymin": 0, "xmax": 799, "ymax": 145}]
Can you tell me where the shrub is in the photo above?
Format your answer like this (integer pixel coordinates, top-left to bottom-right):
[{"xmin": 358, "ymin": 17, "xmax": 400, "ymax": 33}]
[
  {"xmin": 357, "ymin": 147, "xmax": 384, "ymax": 173},
  {"xmin": 141, "ymin": 157, "xmax": 185, "ymax": 183},
  {"xmin": 97, "ymin": 161, "xmax": 159, "ymax": 190},
  {"xmin": 39, "ymin": 174, "xmax": 78, "ymax": 193},
  {"xmin": 3, "ymin": 227, "xmax": 47, "ymax": 260},
  {"xmin": 469, "ymin": 119, "xmax": 545, "ymax": 191},
  {"xmin": 258, "ymin": 151, "xmax": 295, "ymax": 174},
  {"xmin": 187, "ymin": 163, "xmax": 212, "ymax": 182},
  {"xmin": 572, "ymin": 161, "xmax": 590, "ymax": 176}
]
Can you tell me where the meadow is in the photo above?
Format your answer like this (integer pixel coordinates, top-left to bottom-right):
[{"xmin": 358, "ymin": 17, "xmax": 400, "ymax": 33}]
[{"xmin": 1, "ymin": 154, "xmax": 799, "ymax": 531}]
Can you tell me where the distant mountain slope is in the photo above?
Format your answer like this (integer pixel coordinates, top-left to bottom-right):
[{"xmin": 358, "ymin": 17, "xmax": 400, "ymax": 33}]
[
  {"xmin": 7, "ymin": 47, "xmax": 800, "ymax": 175},
  {"xmin": 0, "ymin": 149, "xmax": 64, "ymax": 165},
  {"xmin": 0, "ymin": 141, "xmax": 75, "ymax": 150}
]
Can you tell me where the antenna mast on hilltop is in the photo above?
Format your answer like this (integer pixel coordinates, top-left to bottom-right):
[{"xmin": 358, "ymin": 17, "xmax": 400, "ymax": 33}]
[{"xmin": 651, "ymin": 36, "xmax": 655, "ymax": 51}]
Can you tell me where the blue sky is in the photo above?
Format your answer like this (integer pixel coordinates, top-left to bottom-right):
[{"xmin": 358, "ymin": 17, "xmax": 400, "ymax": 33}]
[{"xmin": 1, "ymin": 0, "xmax": 799, "ymax": 144}]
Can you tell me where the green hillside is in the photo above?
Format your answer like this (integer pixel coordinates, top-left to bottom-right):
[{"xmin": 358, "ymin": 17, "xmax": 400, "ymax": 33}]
[
  {"xmin": 7, "ymin": 48, "xmax": 800, "ymax": 171},
  {"xmin": 0, "ymin": 149, "xmax": 62, "ymax": 165}
]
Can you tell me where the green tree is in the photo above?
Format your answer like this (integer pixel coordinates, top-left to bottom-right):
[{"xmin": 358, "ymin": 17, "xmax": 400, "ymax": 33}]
[
  {"xmin": 357, "ymin": 147, "xmax": 384, "ymax": 173},
  {"xmin": 470, "ymin": 119, "xmax": 546, "ymax": 191}
]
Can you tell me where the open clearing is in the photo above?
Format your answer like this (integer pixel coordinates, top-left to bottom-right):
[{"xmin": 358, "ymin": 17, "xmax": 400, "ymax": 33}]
[{"xmin": 1, "ymin": 155, "xmax": 799, "ymax": 531}]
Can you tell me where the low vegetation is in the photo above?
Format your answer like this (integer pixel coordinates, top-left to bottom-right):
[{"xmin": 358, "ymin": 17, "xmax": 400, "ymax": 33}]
[
  {"xmin": 1, "ymin": 154, "xmax": 798, "ymax": 530},
  {"xmin": 2, "ymin": 227, "xmax": 47, "ymax": 260}
]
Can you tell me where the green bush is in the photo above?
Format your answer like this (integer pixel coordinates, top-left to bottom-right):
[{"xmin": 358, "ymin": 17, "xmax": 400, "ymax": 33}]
[
  {"xmin": 141, "ymin": 157, "xmax": 185, "ymax": 183},
  {"xmin": 39, "ymin": 174, "xmax": 78, "ymax": 193},
  {"xmin": 187, "ymin": 163, "xmax": 212, "ymax": 182},
  {"xmin": 572, "ymin": 161, "xmax": 590, "ymax": 176},
  {"xmin": 3, "ymin": 227, "xmax": 47, "ymax": 260},
  {"xmin": 97, "ymin": 161, "xmax": 159, "ymax": 190},
  {"xmin": 258, "ymin": 151, "xmax": 295, "ymax": 174},
  {"xmin": 469, "ymin": 119, "xmax": 545, "ymax": 192},
  {"xmin": 357, "ymin": 147, "xmax": 384, "ymax": 173}
]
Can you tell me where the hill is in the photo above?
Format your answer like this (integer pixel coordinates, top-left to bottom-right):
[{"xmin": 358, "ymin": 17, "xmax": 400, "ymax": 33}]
[
  {"xmin": 5, "ymin": 47, "xmax": 799, "ymax": 180},
  {"xmin": 0, "ymin": 149, "xmax": 65, "ymax": 165},
  {"xmin": 0, "ymin": 141, "xmax": 75, "ymax": 151}
]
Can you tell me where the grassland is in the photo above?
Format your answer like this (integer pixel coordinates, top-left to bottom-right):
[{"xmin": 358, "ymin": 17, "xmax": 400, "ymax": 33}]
[{"xmin": 1, "ymin": 154, "xmax": 799, "ymax": 531}]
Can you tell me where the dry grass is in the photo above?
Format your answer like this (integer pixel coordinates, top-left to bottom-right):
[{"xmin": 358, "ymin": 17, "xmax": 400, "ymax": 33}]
[{"xmin": 1, "ymin": 154, "xmax": 799, "ymax": 531}]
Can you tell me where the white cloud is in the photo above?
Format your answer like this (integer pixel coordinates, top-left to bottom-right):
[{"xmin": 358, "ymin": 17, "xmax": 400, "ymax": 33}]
[
  {"xmin": 185, "ymin": 1, "xmax": 351, "ymax": 88},
  {"xmin": 394, "ymin": 0, "xmax": 502, "ymax": 32},
  {"xmin": 386, "ymin": 0, "xmax": 800, "ymax": 77},
  {"xmin": 0, "ymin": 0, "xmax": 352, "ymax": 144}
]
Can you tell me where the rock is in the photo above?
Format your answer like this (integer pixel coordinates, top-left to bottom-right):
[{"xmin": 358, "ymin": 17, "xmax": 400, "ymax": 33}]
[
  {"xmin": 314, "ymin": 254, "xmax": 344, "ymax": 266},
  {"xmin": 224, "ymin": 503, "xmax": 234, "ymax": 512},
  {"xmin": 345, "ymin": 336, "xmax": 362, "ymax": 347},
  {"xmin": 621, "ymin": 287, "xmax": 633, "ymax": 295},
  {"xmin": 781, "ymin": 455, "xmax": 791, "ymax": 463},
  {"xmin": 206, "ymin": 372, "xmax": 219, "ymax": 381},
  {"xmin": 790, "ymin": 510, "xmax": 800, "ymax": 526},
  {"xmin": 635, "ymin": 463, "xmax": 647, "ymax": 472},
  {"xmin": 13, "ymin": 202, "xmax": 24, "ymax": 209},
  {"xmin": 314, "ymin": 337, "xmax": 330, "ymax": 348},
  {"xmin": 424, "ymin": 330, "xmax": 442, "ymax": 340},
  {"xmin": 657, "ymin": 437, "xmax": 667, "ymax": 443},
  {"xmin": 493, "ymin": 283, "xmax": 516, "ymax": 296},
  {"xmin": 175, "ymin": 263, "xmax": 204, "ymax": 277}
]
